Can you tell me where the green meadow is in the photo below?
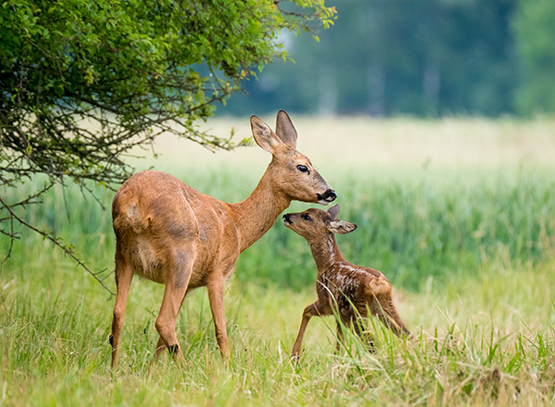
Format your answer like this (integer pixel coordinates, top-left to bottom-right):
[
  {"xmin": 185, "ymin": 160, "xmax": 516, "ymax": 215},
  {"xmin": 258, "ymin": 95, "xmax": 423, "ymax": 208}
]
[{"xmin": 1, "ymin": 117, "xmax": 555, "ymax": 405}]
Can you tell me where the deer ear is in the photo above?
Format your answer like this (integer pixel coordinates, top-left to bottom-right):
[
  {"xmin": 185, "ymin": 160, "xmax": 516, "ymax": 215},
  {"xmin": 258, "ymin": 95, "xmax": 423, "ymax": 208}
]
[
  {"xmin": 275, "ymin": 110, "xmax": 297, "ymax": 148},
  {"xmin": 329, "ymin": 219, "xmax": 357, "ymax": 234},
  {"xmin": 251, "ymin": 115, "xmax": 283, "ymax": 154},
  {"xmin": 327, "ymin": 204, "xmax": 340, "ymax": 220}
]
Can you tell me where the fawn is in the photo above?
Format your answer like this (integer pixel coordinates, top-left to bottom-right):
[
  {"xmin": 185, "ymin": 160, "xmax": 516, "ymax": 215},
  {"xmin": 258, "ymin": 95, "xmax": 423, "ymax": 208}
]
[
  {"xmin": 283, "ymin": 204, "xmax": 411, "ymax": 359},
  {"xmin": 110, "ymin": 111, "xmax": 337, "ymax": 368}
]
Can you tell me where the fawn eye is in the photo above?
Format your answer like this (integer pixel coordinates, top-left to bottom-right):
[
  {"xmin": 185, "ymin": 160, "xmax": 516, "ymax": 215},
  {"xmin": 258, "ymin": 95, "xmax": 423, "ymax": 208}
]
[
  {"xmin": 302, "ymin": 214, "xmax": 312, "ymax": 221},
  {"xmin": 297, "ymin": 165, "xmax": 309, "ymax": 173}
]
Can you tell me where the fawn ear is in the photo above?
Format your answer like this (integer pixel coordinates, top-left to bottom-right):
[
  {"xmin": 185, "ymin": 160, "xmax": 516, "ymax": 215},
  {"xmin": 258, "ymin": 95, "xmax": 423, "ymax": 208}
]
[
  {"xmin": 275, "ymin": 110, "xmax": 297, "ymax": 148},
  {"xmin": 251, "ymin": 115, "xmax": 283, "ymax": 154},
  {"xmin": 327, "ymin": 204, "xmax": 340, "ymax": 220},
  {"xmin": 329, "ymin": 219, "xmax": 357, "ymax": 234}
]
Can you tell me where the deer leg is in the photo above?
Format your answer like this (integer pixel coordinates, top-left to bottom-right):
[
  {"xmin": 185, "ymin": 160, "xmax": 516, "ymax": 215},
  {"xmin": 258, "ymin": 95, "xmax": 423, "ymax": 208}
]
[
  {"xmin": 153, "ymin": 286, "xmax": 194, "ymax": 360},
  {"xmin": 337, "ymin": 310, "xmax": 376, "ymax": 354},
  {"xmin": 335, "ymin": 320, "xmax": 345, "ymax": 353},
  {"xmin": 154, "ymin": 249, "xmax": 195, "ymax": 366},
  {"xmin": 110, "ymin": 256, "xmax": 134, "ymax": 369},
  {"xmin": 155, "ymin": 283, "xmax": 190, "ymax": 365},
  {"xmin": 153, "ymin": 336, "xmax": 166, "ymax": 359},
  {"xmin": 207, "ymin": 276, "xmax": 230, "ymax": 362},
  {"xmin": 291, "ymin": 302, "xmax": 321, "ymax": 361},
  {"xmin": 372, "ymin": 294, "xmax": 411, "ymax": 337},
  {"xmin": 365, "ymin": 329, "xmax": 376, "ymax": 352},
  {"xmin": 350, "ymin": 314, "xmax": 376, "ymax": 353}
]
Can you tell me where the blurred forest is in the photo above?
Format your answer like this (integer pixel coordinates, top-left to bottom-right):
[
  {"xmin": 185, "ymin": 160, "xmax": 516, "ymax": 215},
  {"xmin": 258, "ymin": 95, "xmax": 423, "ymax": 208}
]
[{"xmin": 220, "ymin": 0, "xmax": 555, "ymax": 117}]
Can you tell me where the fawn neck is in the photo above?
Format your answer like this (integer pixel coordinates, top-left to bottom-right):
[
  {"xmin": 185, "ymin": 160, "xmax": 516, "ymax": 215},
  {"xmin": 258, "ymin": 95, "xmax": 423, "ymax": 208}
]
[
  {"xmin": 230, "ymin": 164, "xmax": 291, "ymax": 253},
  {"xmin": 308, "ymin": 234, "xmax": 344, "ymax": 273}
]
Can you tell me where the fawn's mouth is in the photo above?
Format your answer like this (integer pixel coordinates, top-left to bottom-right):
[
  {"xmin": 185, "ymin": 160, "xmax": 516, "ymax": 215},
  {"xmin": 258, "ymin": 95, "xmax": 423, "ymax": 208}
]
[{"xmin": 282, "ymin": 214, "xmax": 293, "ymax": 226}]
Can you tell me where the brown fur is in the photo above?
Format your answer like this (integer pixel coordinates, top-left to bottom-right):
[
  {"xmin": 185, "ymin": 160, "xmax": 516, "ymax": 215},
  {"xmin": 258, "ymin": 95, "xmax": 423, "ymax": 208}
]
[
  {"xmin": 283, "ymin": 205, "xmax": 411, "ymax": 360},
  {"xmin": 108, "ymin": 111, "xmax": 337, "ymax": 368}
]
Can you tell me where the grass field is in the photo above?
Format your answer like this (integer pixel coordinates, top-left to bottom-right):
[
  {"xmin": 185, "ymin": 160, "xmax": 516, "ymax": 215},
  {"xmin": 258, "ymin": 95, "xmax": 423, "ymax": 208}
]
[{"xmin": 1, "ymin": 117, "xmax": 555, "ymax": 405}]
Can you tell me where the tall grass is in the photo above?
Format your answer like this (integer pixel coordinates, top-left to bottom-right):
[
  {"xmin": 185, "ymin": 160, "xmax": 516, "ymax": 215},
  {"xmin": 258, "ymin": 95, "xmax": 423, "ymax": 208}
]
[
  {"xmin": 1, "ymin": 246, "xmax": 554, "ymax": 405},
  {"xmin": 4, "ymin": 168, "xmax": 553, "ymax": 292},
  {"xmin": 1, "ymin": 117, "xmax": 555, "ymax": 405}
]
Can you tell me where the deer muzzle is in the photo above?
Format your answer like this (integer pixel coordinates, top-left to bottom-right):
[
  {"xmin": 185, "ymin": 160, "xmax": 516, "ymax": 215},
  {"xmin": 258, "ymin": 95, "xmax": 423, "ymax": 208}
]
[
  {"xmin": 283, "ymin": 213, "xmax": 293, "ymax": 225},
  {"xmin": 317, "ymin": 189, "xmax": 337, "ymax": 205}
]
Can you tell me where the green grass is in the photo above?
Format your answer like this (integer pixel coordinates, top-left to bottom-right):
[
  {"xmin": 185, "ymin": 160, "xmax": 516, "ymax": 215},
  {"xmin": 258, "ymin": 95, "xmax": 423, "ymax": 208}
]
[
  {"xmin": 1, "ymin": 250, "xmax": 554, "ymax": 405},
  {"xmin": 2, "ymin": 117, "xmax": 555, "ymax": 405},
  {"xmin": 4, "ymin": 169, "xmax": 555, "ymax": 292}
]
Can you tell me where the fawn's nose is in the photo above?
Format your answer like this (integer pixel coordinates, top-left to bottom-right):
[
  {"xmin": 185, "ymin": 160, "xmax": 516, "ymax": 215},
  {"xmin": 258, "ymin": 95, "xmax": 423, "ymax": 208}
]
[{"xmin": 283, "ymin": 214, "xmax": 292, "ymax": 225}]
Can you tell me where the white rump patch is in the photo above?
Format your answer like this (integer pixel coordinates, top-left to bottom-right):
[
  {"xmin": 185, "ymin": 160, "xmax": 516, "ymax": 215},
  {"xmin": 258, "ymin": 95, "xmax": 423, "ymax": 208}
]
[{"xmin": 126, "ymin": 203, "xmax": 145, "ymax": 233}]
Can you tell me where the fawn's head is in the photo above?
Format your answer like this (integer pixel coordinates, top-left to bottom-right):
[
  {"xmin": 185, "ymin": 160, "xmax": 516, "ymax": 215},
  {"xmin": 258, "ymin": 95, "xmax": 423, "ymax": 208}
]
[
  {"xmin": 282, "ymin": 204, "xmax": 357, "ymax": 241},
  {"xmin": 250, "ymin": 110, "xmax": 336, "ymax": 205}
]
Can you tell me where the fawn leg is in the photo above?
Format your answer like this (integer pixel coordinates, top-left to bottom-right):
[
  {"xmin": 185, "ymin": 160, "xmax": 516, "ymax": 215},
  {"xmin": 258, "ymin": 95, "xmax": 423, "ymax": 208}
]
[
  {"xmin": 352, "ymin": 315, "xmax": 376, "ymax": 352},
  {"xmin": 339, "ymin": 311, "xmax": 376, "ymax": 353},
  {"xmin": 372, "ymin": 294, "xmax": 411, "ymax": 337},
  {"xmin": 291, "ymin": 302, "xmax": 322, "ymax": 360},
  {"xmin": 335, "ymin": 320, "xmax": 345, "ymax": 353}
]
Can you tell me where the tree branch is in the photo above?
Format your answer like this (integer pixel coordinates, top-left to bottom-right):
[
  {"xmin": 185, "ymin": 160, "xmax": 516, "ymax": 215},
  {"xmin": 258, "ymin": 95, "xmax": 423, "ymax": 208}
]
[{"xmin": 0, "ymin": 195, "xmax": 115, "ymax": 297}]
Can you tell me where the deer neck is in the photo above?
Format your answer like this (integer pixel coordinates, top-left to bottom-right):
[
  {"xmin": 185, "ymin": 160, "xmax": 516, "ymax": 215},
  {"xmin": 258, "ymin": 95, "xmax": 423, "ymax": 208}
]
[
  {"xmin": 230, "ymin": 165, "xmax": 291, "ymax": 253},
  {"xmin": 308, "ymin": 234, "xmax": 344, "ymax": 273}
]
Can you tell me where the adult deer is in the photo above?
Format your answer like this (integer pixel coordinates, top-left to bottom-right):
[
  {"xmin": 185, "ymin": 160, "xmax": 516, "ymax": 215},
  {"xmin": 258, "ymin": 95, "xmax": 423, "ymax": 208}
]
[{"xmin": 109, "ymin": 110, "xmax": 337, "ymax": 368}]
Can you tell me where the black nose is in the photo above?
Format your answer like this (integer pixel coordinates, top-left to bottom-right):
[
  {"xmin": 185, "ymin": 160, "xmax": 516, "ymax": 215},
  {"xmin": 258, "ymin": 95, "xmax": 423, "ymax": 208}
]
[
  {"xmin": 283, "ymin": 214, "xmax": 292, "ymax": 224},
  {"xmin": 318, "ymin": 189, "xmax": 337, "ymax": 202}
]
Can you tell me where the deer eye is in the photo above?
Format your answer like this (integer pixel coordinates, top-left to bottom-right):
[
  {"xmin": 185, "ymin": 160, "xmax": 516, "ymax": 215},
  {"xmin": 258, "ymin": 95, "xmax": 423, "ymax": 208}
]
[
  {"xmin": 302, "ymin": 214, "xmax": 312, "ymax": 221},
  {"xmin": 297, "ymin": 165, "xmax": 309, "ymax": 173}
]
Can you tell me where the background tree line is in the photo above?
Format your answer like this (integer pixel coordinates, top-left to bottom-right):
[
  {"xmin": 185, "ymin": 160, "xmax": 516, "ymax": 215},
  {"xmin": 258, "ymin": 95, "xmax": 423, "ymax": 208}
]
[{"xmin": 221, "ymin": 0, "xmax": 555, "ymax": 117}]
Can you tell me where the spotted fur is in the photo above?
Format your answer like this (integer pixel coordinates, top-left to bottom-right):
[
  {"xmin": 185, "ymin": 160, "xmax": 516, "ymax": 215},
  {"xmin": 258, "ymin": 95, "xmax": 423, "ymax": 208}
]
[{"xmin": 284, "ymin": 205, "xmax": 412, "ymax": 359}]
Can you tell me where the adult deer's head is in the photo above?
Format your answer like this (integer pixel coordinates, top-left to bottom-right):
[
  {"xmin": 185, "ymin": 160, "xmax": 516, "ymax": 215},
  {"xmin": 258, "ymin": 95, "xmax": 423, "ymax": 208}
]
[{"xmin": 250, "ymin": 110, "xmax": 337, "ymax": 205}]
